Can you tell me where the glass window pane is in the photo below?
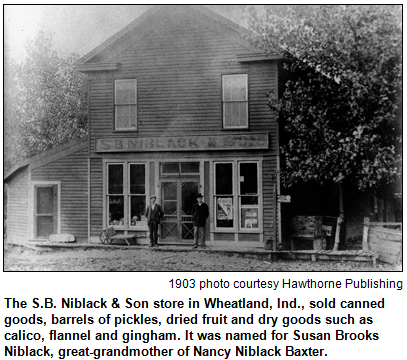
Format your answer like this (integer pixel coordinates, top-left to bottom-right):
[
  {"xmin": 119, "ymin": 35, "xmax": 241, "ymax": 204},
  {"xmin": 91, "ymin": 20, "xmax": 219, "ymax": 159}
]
[
  {"xmin": 129, "ymin": 105, "xmax": 137, "ymax": 128},
  {"xmin": 239, "ymin": 102, "xmax": 248, "ymax": 127},
  {"xmin": 223, "ymin": 103, "xmax": 234, "ymax": 127},
  {"xmin": 130, "ymin": 164, "xmax": 145, "ymax": 194},
  {"xmin": 215, "ymin": 163, "xmax": 233, "ymax": 195},
  {"xmin": 116, "ymin": 80, "xmax": 136, "ymax": 105},
  {"xmin": 231, "ymin": 102, "xmax": 240, "ymax": 123},
  {"xmin": 108, "ymin": 196, "xmax": 124, "ymax": 225},
  {"xmin": 130, "ymin": 196, "xmax": 146, "ymax": 225},
  {"xmin": 37, "ymin": 187, "xmax": 53, "ymax": 214},
  {"xmin": 129, "ymin": 88, "xmax": 136, "ymax": 103},
  {"xmin": 180, "ymin": 162, "xmax": 199, "ymax": 174},
  {"xmin": 216, "ymin": 196, "xmax": 233, "ymax": 228},
  {"xmin": 222, "ymin": 76, "xmax": 232, "ymax": 101},
  {"xmin": 163, "ymin": 182, "xmax": 177, "ymax": 200},
  {"xmin": 164, "ymin": 201, "xmax": 177, "ymax": 215},
  {"xmin": 108, "ymin": 164, "xmax": 123, "ymax": 194},
  {"xmin": 223, "ymin": 75, "xmax": 247, "ymax": 101},
  {"xmin": 238, "ymin": 75, "xmax": 247, "ymax": 101},
  {"xmin": 241, "ymin": 196, "xmax": 258, "ymax": 205},
  {"xmin": 241, "ymin": 207, "xmax": 259, "ymax": 229},
  {"xmin": 116, "ymin": 106, "xmax": 130, "ymax": 129},
  {"xmin": 162, "ymin": 163, "xmax": 179, "ymax": 174},
  {"xmin": 231, "ymin": 76, "xmax": 239, "ymax": 100},
  {"xmin": 182, "ymin": 182, "xmax": 198, "ymax": 215},
  {"xmin": 37, "ymin": 216, "xmax": 54, "ymax": 237},
  {"xmin": 240, "ymin": 163, "xmax": 258, "ymax": 195}
]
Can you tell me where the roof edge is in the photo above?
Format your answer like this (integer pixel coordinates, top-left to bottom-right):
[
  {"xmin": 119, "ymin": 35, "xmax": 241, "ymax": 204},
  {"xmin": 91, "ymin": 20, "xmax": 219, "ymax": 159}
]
[
  {"xmin": 76, "ymin": 5, "xmax": 263, "ymax": 66},
  {"xmin": 76, "ymin": 5, "xmax": 161, "ymax": 65},
  {"xmin": 76, "ymin": 63, "xmax": 121, "ymax": 73},
  {"xmin": 4, "ymin": 136, "xmax": 88, "ymax": 182}
]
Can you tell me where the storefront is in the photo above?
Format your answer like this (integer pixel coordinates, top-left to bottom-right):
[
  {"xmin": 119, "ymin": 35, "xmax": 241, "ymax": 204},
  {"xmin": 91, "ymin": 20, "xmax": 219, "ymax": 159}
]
[{"xmin": 94, "ymin": 132, "xmax": 272, "ymax": 247}]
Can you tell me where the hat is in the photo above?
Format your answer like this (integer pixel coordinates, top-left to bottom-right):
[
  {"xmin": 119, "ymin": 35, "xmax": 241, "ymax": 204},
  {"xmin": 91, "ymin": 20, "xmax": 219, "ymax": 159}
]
[
  {"xmin": 150, "ymin": 195, "xmax": 157, "ymax": 199},
  {"xmin": 196, "ymin": 193, "xmax": 204, "ymax": 198}
]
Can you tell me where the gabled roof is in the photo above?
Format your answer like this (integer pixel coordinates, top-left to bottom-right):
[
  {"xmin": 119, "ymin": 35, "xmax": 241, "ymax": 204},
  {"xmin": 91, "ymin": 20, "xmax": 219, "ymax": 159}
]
[
  {"xmin": 4, "ymin": 136, "xmax": 88, "ymax": 182},
  {"xmin": 76, "ymin": 5, "xmax": 282, "ymax": 71}
]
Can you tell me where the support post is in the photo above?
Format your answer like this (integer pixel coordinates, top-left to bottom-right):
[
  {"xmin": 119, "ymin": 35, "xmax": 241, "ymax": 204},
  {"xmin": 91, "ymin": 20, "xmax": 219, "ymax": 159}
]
[
  {"xmin": 362, "ymin": 217, "xmax": 370, "ymax": 251},
  {"xmin": 273, "ymin": 184, "xmax": 277, "ymax": 251},
  {"xmin": 333, "ymin": 216, "xmax": 343, "ymax": 251}
]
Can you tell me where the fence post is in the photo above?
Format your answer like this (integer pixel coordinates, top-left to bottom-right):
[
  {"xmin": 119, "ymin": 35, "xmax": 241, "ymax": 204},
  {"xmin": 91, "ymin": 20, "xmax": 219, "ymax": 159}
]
[{"xmin": 362, "ymin": 217, "xmax": 370, "ymax": 251}]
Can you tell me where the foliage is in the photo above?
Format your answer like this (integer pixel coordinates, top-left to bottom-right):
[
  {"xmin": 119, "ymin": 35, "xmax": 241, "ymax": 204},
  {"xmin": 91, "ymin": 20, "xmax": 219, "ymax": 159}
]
[
  {"xmin": 246, "ymin": 5, "xmax": 402, "ymax": 190},
  {"xmin": 4, "ymin": 32, "xmax": 88, "ymax": 172}
]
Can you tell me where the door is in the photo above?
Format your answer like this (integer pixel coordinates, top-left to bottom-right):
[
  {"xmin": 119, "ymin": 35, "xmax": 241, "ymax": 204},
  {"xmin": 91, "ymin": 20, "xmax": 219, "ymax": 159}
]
[
  {"xmin": 34, "ymin": 185, "xmax": 58, "ymax": 239},
  {"xmin": 160, "ymin": 179, "xmax": 199, "ymax": 243}
]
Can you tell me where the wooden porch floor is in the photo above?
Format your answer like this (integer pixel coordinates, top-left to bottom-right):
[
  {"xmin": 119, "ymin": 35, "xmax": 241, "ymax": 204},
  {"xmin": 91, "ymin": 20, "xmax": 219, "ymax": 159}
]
[{"xmin": 24, "ymin": 242, "xmax": 379, "ymax": 266}]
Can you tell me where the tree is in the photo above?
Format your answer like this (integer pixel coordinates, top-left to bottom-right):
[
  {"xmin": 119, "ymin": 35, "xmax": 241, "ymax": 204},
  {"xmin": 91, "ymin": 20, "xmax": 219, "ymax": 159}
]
[
  {"xmin": 246, "ymin": 5, "xmax": 401, "ymax": 190},
  {"xmin": 4, "ymin": 32, "xmax": 88, "ymax": 172}
]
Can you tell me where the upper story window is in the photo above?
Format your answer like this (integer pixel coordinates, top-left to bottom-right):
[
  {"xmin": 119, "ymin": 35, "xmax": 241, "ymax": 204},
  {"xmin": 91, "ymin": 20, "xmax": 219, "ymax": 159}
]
[
  {"xmin": 222, "ymin": 74, "xmax": 248, "ymax": 129},
  {"xmin": 115, "ymin": 79, "xmax": 137, "ymax": 130}
]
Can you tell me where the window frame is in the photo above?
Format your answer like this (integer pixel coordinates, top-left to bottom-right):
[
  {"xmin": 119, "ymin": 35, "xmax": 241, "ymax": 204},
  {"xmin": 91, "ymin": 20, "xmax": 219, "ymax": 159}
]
[
  {"xmin": 31, "ymin": 181, "xmax": 61, "ymax": 240},
  {"xmin": 238, "ymin": 161, "xmax": 260, "ymax": 231},
  {"xmin": 104, "ymin": 161, "xmax": 149, "ymax": 230},
  {"xmin": 128, "ymin": 163, "xmax": 148, "ymax": 230},
  {"xmin": 160, "ymin": 162, "xmax": 201, "ymax": 177},
  {"xmin": 213, "ymin": 160, "xmax": 262, "ymax": 233},
  {"xmin": 222, "ymin": 74, "xmax": 249, "ymax": 129},
  {"xmin": 214, "ymin": 162, "xmax": 235, "ymax": 230},
  {"xmin": 114, "ymin": 79, "xmax": 138, "ymax": 131},
  {"xmin": 107, "ymin": 163, "xmax": 125, "ymax": 228}
]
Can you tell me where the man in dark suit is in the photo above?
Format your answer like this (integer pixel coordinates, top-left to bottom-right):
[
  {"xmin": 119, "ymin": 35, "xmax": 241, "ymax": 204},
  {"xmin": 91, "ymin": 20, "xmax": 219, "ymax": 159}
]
[
  {"xmin": 192, "ymin": 193, "xmax": 209, "ymax": 249},
  {"xmin": 145, "ymin": 195, "xmax": 164, "ymax": 247}
]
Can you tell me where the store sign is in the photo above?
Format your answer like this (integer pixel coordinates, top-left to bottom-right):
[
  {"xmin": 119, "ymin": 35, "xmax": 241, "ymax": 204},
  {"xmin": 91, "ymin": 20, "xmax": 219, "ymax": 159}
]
[{"xmin": 95, "ymin": 133, "xmax": 269, "ymax": 152}]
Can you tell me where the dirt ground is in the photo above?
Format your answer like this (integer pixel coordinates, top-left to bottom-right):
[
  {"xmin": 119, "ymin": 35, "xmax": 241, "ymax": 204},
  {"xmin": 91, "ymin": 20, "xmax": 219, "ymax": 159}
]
[{"xmin": 3, "ymin": 245, "xmax": 401, "ymax": 272}]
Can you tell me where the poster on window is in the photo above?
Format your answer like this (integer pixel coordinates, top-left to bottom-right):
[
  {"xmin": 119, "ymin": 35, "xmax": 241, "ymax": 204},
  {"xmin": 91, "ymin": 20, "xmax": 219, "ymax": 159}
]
[
  {"xmin": 241, "ymin": 207, "xmax": 259, "ymax": 228},
  {"xmin": 217, "ymin": 197, "xmax": 233, "ymax": 220}
]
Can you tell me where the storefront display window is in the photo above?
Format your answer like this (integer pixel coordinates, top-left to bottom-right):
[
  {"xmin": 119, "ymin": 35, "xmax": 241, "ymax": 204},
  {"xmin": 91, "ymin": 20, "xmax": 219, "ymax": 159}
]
[
  {"xmin": 215, "ymin": 163, "xmax": 234, "ymax": 228},
  {"xmin": 106, "ymin": 162, "xmax": 147, "ymax": 228},
  {"xmin": 214, "ymin": 161, "xmax": 260, "ymax": 231},
  {"xmin": 239, "ymin": 162, "xmax": 259, "ymax": 229},
  {"xmin": 129, "ymin": 164, "xmax": 147, "ymax": 228},
  {"xmin": 108, "ymin": 164, "xmax": 124, "ymax": 225}
]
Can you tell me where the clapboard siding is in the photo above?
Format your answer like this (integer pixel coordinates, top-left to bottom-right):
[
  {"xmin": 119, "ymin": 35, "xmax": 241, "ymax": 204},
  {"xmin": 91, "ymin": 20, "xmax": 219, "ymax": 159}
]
[
  {"xmin": 263, "ymin": 156, "xmax": 278, "ymax": 241},
  {"xmin": 90, "ymin": 158, "xmax": 103, "ymax": 237},
  {"xmin": 31, "ymin": 148, "xmax": 88, "ymax": 242},
  {"xmin": 88, "ymin": 9, "xmax": 278, "ymax": 155},
  {"xmin": 7, "ymin": 171, "xmax": 29, "ymax": 244}
]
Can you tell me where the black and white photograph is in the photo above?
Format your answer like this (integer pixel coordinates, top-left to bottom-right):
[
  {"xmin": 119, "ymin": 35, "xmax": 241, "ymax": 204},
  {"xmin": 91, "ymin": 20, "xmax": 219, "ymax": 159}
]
[{"xmin": 4, "ymin": 4, "xmax": 402, "ymax": 272}]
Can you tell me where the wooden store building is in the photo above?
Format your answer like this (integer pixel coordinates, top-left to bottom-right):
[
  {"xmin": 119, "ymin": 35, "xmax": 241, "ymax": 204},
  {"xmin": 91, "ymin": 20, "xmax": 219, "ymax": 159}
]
[{"xmin": 5, "ymin": 6, "xmax": 284, "ymax": 248}]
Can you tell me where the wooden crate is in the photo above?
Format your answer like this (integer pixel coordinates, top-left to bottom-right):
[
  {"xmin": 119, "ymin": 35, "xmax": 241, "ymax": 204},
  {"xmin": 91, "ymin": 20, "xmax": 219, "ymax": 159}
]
[
  {"xmin": 290, "ymin": 216, "xmax": 323, "ymax": 238},
  {"xmin": 291, "ymin": 236, "xmax": 325, "ymax": 251},
  {"xmin": 367, "ymin": 226, "xmax": 402, "ymax": 264}
]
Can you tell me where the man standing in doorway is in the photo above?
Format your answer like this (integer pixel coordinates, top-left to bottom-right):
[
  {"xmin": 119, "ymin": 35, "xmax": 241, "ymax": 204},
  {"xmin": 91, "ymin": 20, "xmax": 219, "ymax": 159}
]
[
  {"xmin": 192, "ymin": 193, "xmax": 209, "ymax": 249},
  {"xmin": 145, "ymin": 195, "xmax": 164, "ymax": 247}
]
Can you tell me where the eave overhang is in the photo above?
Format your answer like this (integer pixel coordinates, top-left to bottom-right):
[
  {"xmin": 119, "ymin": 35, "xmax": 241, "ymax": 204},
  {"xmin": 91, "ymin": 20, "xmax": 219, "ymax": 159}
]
[
  {"xmin": 237, "ymin": 53, "xmax": 284, "ymax": 62},
  {"xmin": 76, "ymin": 63, "xmax": 121, "ymax": 73}
]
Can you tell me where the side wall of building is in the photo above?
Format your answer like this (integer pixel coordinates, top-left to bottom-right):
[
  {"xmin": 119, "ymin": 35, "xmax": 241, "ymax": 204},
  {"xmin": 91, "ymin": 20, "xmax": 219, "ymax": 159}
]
[
  {"xmin": 29, "ymin": 147, "xmax": 89, "ymax": 242},
  {"xmin": 6, "ymin": 170, "xmax": 29, "ymax": 244}
]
